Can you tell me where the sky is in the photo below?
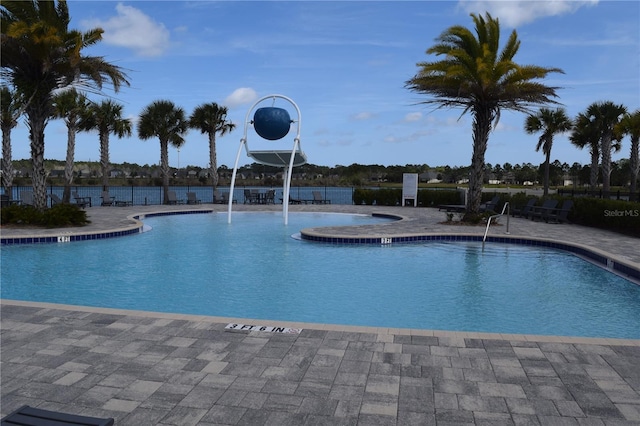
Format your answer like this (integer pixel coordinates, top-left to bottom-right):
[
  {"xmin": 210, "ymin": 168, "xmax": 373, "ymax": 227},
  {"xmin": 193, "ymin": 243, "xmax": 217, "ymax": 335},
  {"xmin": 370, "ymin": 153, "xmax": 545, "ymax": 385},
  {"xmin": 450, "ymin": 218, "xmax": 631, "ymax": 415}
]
[{"xmin": 7, "ymin": 0, "xmax": 640, "ymax": 169}]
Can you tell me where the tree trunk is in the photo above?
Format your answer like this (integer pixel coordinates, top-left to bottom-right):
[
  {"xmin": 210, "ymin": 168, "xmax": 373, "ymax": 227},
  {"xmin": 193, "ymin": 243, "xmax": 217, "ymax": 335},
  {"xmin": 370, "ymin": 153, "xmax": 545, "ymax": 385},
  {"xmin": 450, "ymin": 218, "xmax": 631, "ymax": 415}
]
[
  {"xmin": 28, "ymin": 114, "xmax": 48, "ymax": 210},
  {"xmin": 209, "ymin": 133, "xmax": 218, "ymax": 188},
  {"xmin": 464, "ymin": 107, "xmax": 493, "ymax": 220},
  {"xmin": 100, "ymin": 131, "xmax": 110, "ymax": 191},
  {"xmin": 543, "ymin": 146, "xmax": 551, "ymax": 197},
  {"xmin": 63, "ymin": 126, "xmax": 76, "ymax": 203},
  {"xmin": 601, "ymin": 130, "xmax": 613, "ymax": 197},
  {"xmin": 589, "ymin": 146, "xmax": 599, "ymax": 192},
  {"xmin": 630, "ymin": 136, "xmax": 639, "ymax": 199},
  {"xmin": 160, "ymin": 140, "xmax": 170, "ymax": 204},
  {"xmin": 2, "ymin": 127, "xmax": 15, "ymax": 200}
]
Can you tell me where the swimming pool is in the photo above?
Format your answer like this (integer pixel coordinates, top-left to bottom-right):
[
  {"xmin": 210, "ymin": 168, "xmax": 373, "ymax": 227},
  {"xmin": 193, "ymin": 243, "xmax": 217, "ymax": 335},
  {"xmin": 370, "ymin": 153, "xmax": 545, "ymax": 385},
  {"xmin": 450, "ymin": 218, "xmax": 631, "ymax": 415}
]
[{"xmin": 2, "ymin": 212, "xmax": 639, "ymax": 339}]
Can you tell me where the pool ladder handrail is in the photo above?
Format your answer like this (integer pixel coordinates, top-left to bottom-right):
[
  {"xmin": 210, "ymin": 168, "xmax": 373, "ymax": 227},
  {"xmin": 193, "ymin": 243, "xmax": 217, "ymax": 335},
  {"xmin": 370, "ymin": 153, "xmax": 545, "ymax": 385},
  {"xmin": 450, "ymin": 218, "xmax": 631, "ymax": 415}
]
[{"xmin": 482, "ymin": 202, "xmax": 510, "ymax": 247}]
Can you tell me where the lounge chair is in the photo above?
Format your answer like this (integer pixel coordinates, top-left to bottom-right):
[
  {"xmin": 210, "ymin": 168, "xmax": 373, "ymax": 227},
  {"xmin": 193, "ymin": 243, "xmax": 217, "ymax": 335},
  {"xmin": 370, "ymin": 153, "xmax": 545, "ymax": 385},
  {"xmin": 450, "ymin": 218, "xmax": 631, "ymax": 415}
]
[
  {"xmin": 287, "ymin": 195, "xmax": 303, "ymax": 204},
  {"xmin": 1, "ymin": 405, "xmax": 114, "ymax": 426},
  {"xmin": 20, "ymin": 191, "xmax": 34, "ymax": 206},
  {"xmin": 48, "ymin": 193, "xmax": 62, "ymax": 206},
  {"xmin": 312, "ymin": 190, "xmax": 331, "ymax": 204},
  {"xmin": 186, "ymin": 192, "xmax": 201, "ymax": 204},
  {"xmin": 479, "ymin": 195, "xmax": 499, "ymax": 213},
  {"xmin": 73, "ymin": 191, "xmax": 92, "ymax": 208},
  {"xmin": 167, "ymin": 190, "xmax": 184, "ymax": 205},
  {"xmin": 529, "ymin": 199, "xmax": 558, "ymax": 221},
  {"xmin": 101, "ymin": 191, "xmax": 115, "ymax": 206},
  {"xmin": 511, "ymin": 198, "xmax": 536, "ymax": 217},
  {"xmin": 546, "ymin": 200, "xmax": 573, "ymax": 223}
]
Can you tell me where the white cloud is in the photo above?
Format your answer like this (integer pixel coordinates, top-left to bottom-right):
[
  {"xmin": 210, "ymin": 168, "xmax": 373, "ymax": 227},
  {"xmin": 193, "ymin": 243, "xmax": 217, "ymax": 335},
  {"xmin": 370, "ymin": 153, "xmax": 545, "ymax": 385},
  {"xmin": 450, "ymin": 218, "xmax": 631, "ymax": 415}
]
[
  {"xmin": 351, "ymin": 112, "xmax": 374, "ymax": 121},
  {"xmin": 384, "ymin": 130, "xmax": 434, "ymax": 144},
  {"xmin": 224, "ymin": 88, "xmax": 258, "ymax": 108},
  {"xmin": 404, "ymin": 112, "xmax": 423, "ymax": 122},
  {"xmin": 458, "ymin": 0, "xmax": 598, "ymax": 27},
  {"xmin": 81, "ymin": 3, "xmax": 170, "ymax": 57}
]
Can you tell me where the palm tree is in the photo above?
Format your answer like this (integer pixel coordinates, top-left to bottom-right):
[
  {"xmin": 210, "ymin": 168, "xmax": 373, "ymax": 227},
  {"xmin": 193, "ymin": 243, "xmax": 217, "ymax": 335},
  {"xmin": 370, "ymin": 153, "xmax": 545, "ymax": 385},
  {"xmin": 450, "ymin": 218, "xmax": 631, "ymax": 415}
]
[
  {"xmin": 79, "ymin": 100, "xmax": 132, "ymax": 191},
  {"xmin": 188, "ymin": 103, "xmax": 235, "ymax": 189},
  {"xmin": 1, "ymin": 0, "xmax": 129, "ymax": 209},
  {"xmin": 0, "ymin": 86, "xmax": 23, "ymax": 200},
  {"xmin": 587, "ymin": 101, "xmax": 627, "ymax": 196},
  {"xmin": 405, "ymin": 12, "xmax": 563, "ymax": 219},
  {"xmin": 138, "ymin": 100, "xmax": 188, "ymax": 204},
  {"xmin": 51, "ymin": 89, "xmax": 89, "ymax": 202},
  {"xmin": 615, "ymin": 110, "xmax": 640, "ymax": 199},
  {"xmin": 524, "ymin": 108, "xmax": 572, "ymax": 196},
  {"xmin": 570, "ymin": 112, "xmax": 600, "ymax": 191}
]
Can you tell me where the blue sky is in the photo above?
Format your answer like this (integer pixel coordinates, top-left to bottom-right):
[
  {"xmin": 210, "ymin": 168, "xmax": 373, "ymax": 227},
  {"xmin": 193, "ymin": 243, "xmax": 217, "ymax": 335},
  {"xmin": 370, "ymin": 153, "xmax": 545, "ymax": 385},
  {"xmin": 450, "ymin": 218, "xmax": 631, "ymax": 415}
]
[{"xmin": 10, "ymin": 0, "xmax": 640, "ymax": 169}]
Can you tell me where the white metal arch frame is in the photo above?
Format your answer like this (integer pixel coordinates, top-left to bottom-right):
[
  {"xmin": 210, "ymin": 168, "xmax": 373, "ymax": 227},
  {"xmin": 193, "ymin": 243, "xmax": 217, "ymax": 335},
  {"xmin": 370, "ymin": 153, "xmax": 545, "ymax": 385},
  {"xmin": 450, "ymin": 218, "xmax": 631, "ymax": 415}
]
[{"xmin": 227, "ymin": 94, "xmax": 307, "ymax": 224}]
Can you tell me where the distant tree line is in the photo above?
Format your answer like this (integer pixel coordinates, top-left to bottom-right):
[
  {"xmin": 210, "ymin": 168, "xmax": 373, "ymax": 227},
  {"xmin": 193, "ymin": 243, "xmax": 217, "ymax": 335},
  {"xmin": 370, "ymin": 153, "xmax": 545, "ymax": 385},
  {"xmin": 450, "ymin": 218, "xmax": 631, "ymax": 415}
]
[{"xmin": 4, "ymin": 158, "xmax": 634, "ymax": 190}]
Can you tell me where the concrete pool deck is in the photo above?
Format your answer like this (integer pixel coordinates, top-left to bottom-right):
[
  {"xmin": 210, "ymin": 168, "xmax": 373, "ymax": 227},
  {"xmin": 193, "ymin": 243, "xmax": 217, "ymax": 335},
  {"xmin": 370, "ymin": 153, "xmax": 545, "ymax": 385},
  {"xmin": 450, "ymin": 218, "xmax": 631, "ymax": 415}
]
[{"xmin": 2, "ymin": 204, "xmax": 639, "ymax": 425}]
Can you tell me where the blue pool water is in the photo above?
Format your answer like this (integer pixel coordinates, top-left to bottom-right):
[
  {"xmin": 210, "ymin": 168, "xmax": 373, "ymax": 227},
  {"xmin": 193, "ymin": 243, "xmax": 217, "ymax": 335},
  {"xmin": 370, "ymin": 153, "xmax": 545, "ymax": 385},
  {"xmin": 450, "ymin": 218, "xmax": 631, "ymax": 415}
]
[{"xmin": 2, "ymin": 212, "xmax": 639, "ymax": 338}]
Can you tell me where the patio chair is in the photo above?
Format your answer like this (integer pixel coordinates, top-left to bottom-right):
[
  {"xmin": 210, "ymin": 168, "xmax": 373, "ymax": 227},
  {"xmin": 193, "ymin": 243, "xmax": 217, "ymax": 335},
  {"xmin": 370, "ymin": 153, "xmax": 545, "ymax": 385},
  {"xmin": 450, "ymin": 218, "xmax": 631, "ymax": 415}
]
[
  {"xmin": 101, "ymin": 191, "xmax": 115, "ymax": 206},
  {"xmin": 73, "ymin": 191, "xmax": 92, "ymax": 208},
  {"xmin": 220, "ymin": 192, "xmax": 237, "ymax": 204},
  {"xmin": 265, "ymin": 189, "xmax": 276, "ymax": 204},
  {"xmin": 1, "ymin": 405, "xmax": 114, "ymax": 426},
  {"xmin": 213, "ymin": 189, "xmax": 223, "ymax": 204},
  {"xmin": 186, "ymin": 192, "xmax": 201, "ymax": 204},
  {"xmin": 167, "ymin": 190, "xmax": 184, "ymax": 205},
  {"xmin": 546, "ymin": 200, "xmax": 573, "ymax": 224},
  {"xmin": 529, "ymin": 199, "xmax": 558, "ymax": 221},
  {"xmin": 312, "ymin": 190, "xmax": 331, "ymax": 204},
  {"xmin": 511, "ymin": 198, "xmax": 536, "ymax": 217},
  {"xmin": 479, "ymin": 195, "xmax": 499, "ymax": 213}
]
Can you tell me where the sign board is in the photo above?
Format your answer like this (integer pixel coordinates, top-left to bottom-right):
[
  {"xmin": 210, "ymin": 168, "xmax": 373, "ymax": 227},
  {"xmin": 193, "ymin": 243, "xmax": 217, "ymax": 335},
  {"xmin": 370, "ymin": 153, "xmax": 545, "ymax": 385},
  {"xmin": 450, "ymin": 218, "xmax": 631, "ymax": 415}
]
[
  {"xmin": 402, "ymin": 173, "xmax": 418, "ymax": 207},
  {"xmin": 225, "ymin": 323, "xmax": 302, "ymax": 334}
]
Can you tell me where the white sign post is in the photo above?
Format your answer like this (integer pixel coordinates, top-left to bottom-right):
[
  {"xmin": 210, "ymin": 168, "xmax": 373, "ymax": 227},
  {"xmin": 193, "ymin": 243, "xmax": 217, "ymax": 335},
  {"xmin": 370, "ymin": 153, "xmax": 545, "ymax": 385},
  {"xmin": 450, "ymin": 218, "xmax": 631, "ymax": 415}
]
[{"xmin": 402, "ymin": 173, "xmax": 418, "ymax": 207}]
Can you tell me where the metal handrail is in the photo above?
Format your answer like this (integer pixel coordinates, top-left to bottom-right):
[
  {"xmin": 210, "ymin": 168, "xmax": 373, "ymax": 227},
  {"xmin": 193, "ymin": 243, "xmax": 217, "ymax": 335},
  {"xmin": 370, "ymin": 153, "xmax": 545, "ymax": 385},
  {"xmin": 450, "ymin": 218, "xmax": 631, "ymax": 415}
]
[{"xmin": 482, "ymin": 202, "xmax": 510, "ymax": 247}]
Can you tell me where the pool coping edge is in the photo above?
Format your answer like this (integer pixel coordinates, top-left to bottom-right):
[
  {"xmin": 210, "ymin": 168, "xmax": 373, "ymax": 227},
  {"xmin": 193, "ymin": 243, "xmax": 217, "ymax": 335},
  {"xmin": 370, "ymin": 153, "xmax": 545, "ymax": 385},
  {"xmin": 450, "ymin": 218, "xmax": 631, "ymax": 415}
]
[{"xmin": 2, "ymin": 299, "xmax": 639, "ymax": 347}]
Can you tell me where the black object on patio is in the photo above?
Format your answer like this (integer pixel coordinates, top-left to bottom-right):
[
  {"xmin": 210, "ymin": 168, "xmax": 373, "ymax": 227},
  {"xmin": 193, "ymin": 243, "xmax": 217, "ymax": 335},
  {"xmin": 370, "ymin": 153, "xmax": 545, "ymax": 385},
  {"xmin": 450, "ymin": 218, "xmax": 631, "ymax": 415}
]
[{"xmin": 1, "ymin": 405, "xmax": 114, "ymax": 426}]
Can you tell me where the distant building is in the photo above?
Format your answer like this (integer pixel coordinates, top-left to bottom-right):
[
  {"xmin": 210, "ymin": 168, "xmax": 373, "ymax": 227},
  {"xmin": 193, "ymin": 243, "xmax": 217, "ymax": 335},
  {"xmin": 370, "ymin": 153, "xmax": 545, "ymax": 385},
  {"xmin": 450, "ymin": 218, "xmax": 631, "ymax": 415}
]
[{"xmin": 419, "ymin": 171, "xmax": 441, "ymax": 184}]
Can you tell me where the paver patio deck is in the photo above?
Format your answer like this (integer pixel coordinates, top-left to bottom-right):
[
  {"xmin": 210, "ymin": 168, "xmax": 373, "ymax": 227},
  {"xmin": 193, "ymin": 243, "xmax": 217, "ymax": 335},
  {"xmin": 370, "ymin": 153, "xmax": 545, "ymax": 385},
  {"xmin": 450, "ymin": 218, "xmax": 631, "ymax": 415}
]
[{"xmin": 2, "ymin": 204, "xmax": 639, "ymax": 425}]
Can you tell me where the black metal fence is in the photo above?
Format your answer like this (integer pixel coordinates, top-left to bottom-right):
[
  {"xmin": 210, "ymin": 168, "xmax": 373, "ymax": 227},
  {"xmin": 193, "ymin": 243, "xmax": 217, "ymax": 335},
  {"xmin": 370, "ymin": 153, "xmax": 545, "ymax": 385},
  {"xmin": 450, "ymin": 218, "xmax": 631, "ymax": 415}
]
[{"xmin": 3, "ymin": 185, "xmax": 358, "ymax": 206}]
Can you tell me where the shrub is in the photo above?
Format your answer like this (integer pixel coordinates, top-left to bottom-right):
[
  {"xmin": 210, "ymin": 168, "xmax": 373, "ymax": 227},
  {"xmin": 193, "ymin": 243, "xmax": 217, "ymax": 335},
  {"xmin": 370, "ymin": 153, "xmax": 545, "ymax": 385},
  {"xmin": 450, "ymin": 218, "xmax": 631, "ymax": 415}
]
[
  {"xmin": 418, "ymin": 189, "xmax": 461, "ymax": 207},
  {"xmin": 1, "ymin": 204, "xmax": 90, "ymax": 228},
  {"xmin": 568, "ymin": 198, "xmax": 640, "ymax": 237},
  {"xmin": 505, "ymin": 192, "xmax": 531, "ymax": 210},
  {"xmin": 354, "ymin": 188, "xmax": 472, "ymax": 207},
  {"xmin": 1, "ymin": 205, "xmax": 42, "ymax": 225},
  {"xmin": 353, "ymin": 188, "xmax": 376, "ymax": 205},
  {"xmin": 353, "ymin": 188, "xmax": 401, "ymax": 205}
]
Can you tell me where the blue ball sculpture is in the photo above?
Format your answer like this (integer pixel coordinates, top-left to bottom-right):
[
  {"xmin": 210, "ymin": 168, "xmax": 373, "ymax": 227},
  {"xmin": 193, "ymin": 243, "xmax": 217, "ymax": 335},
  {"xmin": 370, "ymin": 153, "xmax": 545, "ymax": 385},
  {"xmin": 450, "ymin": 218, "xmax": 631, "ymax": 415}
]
[{"xmin": 253, "ymin": 107, "xmax": 291, "ymax": 140}]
